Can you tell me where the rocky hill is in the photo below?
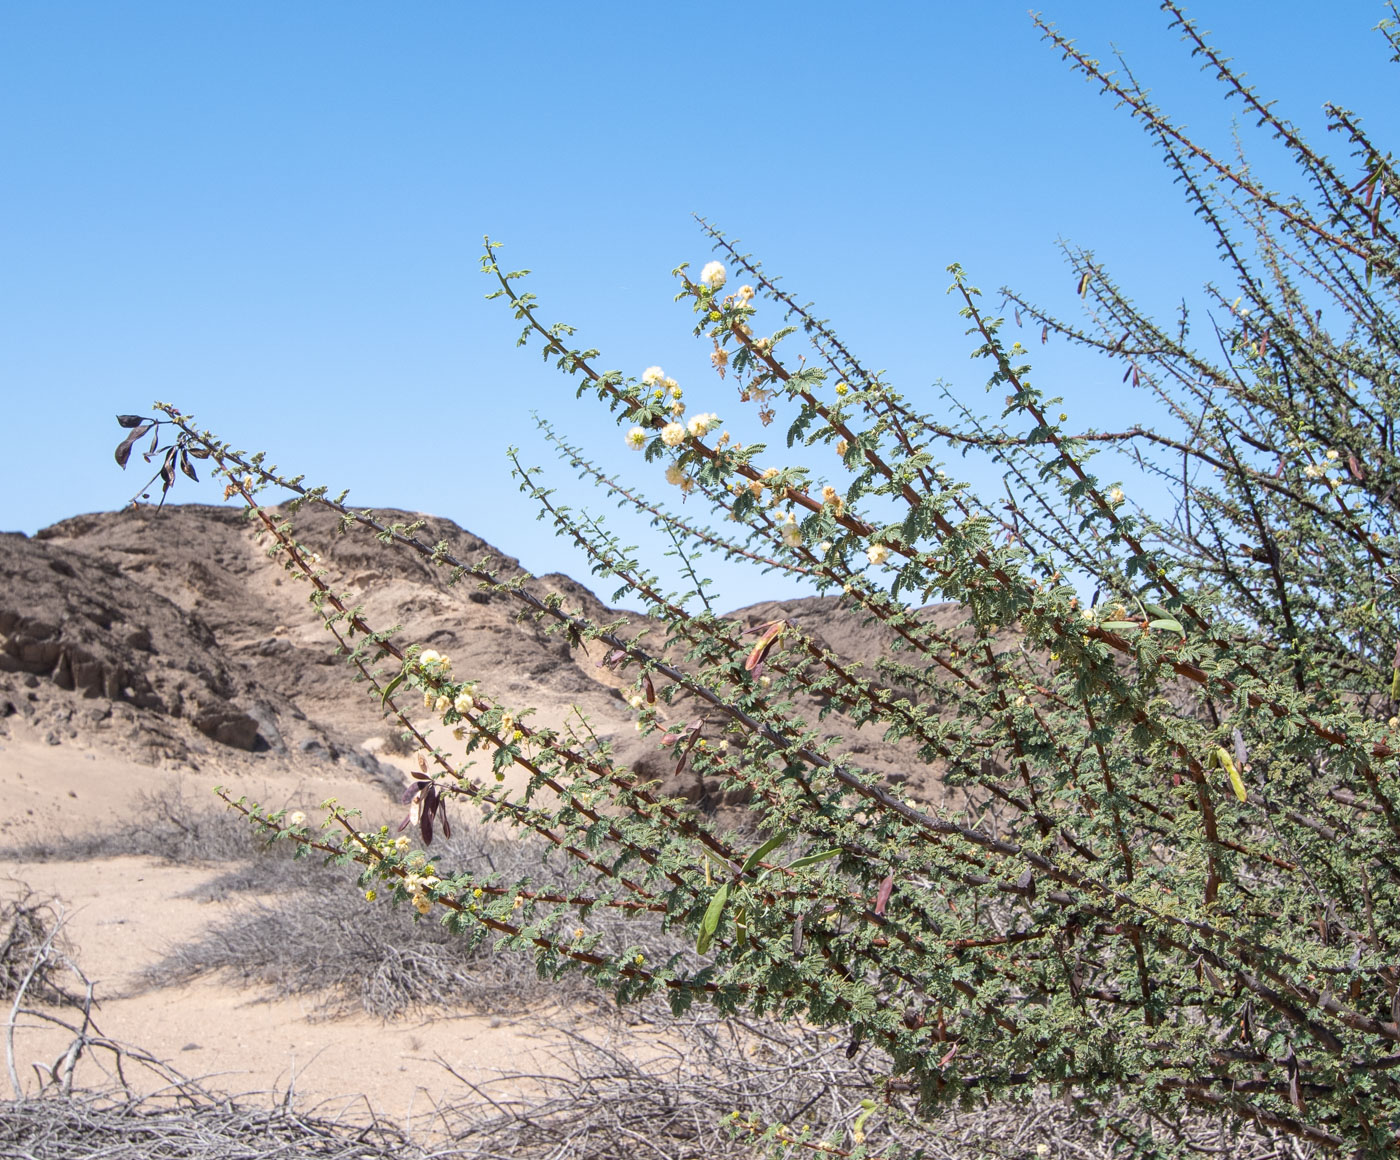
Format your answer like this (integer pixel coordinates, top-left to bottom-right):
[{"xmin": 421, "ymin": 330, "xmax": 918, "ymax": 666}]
[{"xmin": 1, "ymin": 503, "xmax": 952, "ymax": 819}]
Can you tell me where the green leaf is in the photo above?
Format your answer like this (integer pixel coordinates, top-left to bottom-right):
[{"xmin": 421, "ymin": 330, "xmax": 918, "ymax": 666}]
[
  {"xmin": 696, "ymin": 883, "xmax": 729, "ymax": 955},
  {"xmin": 1148, "ymin": 617, "xmax": 1184, "ymax": 636},
  {"xmin": 1101, "ymin": 620, "xmax": 1139, "ymax": 631}
]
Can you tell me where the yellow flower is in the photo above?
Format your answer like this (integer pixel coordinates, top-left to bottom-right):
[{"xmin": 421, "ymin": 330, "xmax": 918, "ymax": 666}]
[
  {"xmin": 835, "ymin": 382, "xmax": 849, "ymax": 396},
  {"xmin": 364, "ymin": 889, "xmax": 377, "ymax": 902}
]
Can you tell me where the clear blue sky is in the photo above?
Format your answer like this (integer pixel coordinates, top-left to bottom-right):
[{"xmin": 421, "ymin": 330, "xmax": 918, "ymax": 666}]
[{"xmin": 2, "ymin": 2, "xmax": 1394, "ymax": 610}]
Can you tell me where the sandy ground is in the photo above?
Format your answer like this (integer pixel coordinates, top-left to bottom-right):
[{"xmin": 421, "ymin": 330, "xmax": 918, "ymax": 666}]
[{"xmin": 0, "ymin": 734, "xmax": 611, "ymax": 1128}]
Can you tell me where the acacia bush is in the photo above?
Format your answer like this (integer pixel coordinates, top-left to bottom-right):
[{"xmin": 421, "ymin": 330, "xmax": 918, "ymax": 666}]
[{"xmin": 114, "ymin": 5, "xmax": 1400, "ymax": 1154}]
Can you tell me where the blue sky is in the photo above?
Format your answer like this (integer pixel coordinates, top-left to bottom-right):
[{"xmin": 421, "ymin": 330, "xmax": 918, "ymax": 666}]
[{"xmin": 2, "ymin": 2, "xmax": 1394, "ymax": 610}]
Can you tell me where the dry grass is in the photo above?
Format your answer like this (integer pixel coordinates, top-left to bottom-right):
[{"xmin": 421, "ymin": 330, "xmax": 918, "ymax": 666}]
[{"xmin": 2, "ymin": 802, "xmax": 1324, "ymax": 1158}]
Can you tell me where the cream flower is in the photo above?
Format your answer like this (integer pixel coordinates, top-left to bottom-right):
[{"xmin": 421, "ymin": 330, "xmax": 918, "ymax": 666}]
[
  {"xmin": 701, "ymin": 261, "xmax": 727, "ymax": 290},
  {"xmin": 665, "ymin": 463, "xmax": 687, "ymax": 486},
  {"xmin": 687, "ymin": 412, "xmax": 717, "ymax": 438},
  {"xmin": 627, "ymin": 693, "xmax": 645, "ymax": 710},
  {"xmin": 435, "ymin": 695, "xmax": 450, "ymax": 714},
  {"xmin": 642, "ymin": 366, "xmax": 665, "ymax": 386},
  {"xmin": 287, "ymin": 811, "xmax": 306, "ymax": 828},
  {"xmin": 867, "ymin": 543, "xmax": 891, "ymax": 566},
  {"xmin": 836, "ymin": 439, "xmax": 849, "ymax": 457},
  {"xmin": 781, "ymin": 524, "xmax": 803, "ymax": 548},
  {"xmin": 1303, "ymin": 463, "xmax": 1325, "ymax": 479},
  {"xmin": 737, "ymin": 284, "xmax": 755, "ymax": 302},
  {"xmin": 817, "ymin": 540, "xmax": 833, "ymax": 555},
  {"xmin": 625, "ymin": 427, "xmax": 647, "ymax": 450},
  {"xmin": 453, "ymin": 688, "xmax": 476, "ymax": 714},
  {"xmin": 661, "ymin": 422, "xmax": 687, "ymax": 447},
  {"xmin": 1108, "ymin": 486, "xmax": 1124, "ymax": 505}
]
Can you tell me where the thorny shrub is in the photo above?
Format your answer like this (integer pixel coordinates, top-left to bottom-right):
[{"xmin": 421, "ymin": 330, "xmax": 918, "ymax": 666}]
[{"xmin": 112, "ymin": 6, "xmax": 1400, "ymax": 1155}]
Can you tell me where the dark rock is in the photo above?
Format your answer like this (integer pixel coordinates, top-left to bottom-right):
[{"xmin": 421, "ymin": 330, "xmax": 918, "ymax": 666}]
[{"xmin": 191, "ymin": 703, "xmax": 261, "ymax": 750}]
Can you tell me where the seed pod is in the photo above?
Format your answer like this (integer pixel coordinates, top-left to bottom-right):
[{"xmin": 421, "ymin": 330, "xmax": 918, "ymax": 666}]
[{"xmin": 1219, "ymin": 747, "xmax": 1247, "ymax": 803}]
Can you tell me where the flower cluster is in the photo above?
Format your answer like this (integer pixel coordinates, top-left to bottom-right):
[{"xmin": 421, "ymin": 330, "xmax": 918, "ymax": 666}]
[{"xmin": 700, "ymin": 261, "xmax": 726, "ymax": 290}]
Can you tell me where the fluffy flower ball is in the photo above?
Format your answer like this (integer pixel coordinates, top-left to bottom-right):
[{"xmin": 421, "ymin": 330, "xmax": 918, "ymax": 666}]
[
  {"xmin": 642, "ymin": 366, "xmax": 665, "ymax": 387},
  {"xmin": 287, "ymin": 811, "xmax": 306, "ymax": 828},
  {"xmin": 625, "ymin": 427, "xmax": 647, "ymax": 450},
  {"xmin": 701, "ymin": 261, "xmax": 727, "ymax": 290},
  {"xmin": 686, "ymin": 412, "xmax": 718, "ymax": 438},
  {"xmin": 867, "ymin": 543, "xmax": 890, "ymax": 566},
  {"xmin": 661, "ymin": 422, "xmax": 687, "ymax": 447},
  {"xmin": 781, "ymin": 524, "xmax": 803, "ymax": 548}
]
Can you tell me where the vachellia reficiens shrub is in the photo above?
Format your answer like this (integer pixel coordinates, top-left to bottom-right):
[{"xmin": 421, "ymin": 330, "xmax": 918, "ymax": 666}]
[{"xmin": 112, "ymin": 6, "xmax": 1400, "ymax": 1154}]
